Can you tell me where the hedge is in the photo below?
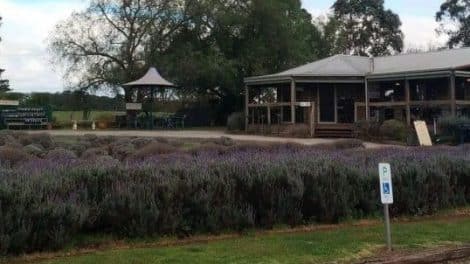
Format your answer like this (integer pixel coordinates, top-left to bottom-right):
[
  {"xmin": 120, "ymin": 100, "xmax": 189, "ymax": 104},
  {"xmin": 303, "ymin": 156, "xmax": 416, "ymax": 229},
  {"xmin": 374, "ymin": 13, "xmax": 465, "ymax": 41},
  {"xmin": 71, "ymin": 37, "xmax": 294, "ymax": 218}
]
[{"xmin": 0, "ymin": 145, "xmax": 469, "ymax": 255}]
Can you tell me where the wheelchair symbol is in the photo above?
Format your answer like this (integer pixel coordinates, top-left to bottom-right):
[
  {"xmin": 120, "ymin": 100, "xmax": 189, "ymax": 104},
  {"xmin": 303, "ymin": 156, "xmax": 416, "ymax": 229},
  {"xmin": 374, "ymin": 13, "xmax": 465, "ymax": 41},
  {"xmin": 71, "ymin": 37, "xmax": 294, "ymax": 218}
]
[{"xmin": 383, "ymin": 183, "xmax": 391, "ymax": 195}]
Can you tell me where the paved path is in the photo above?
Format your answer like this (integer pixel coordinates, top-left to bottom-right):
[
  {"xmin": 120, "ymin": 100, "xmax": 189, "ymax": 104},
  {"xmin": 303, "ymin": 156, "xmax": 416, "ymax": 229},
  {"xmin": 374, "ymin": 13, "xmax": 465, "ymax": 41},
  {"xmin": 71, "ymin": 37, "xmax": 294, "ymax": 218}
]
[{"xmin": 29, "ymin": 130, "xmax": 395, "ymax": 149}]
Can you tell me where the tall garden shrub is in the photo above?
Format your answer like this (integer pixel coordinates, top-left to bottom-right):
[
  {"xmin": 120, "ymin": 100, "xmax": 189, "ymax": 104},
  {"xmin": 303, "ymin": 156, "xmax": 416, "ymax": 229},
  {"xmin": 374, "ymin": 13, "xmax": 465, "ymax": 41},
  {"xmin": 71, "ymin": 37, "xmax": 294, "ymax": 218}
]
[
  {"xmin": 379, "ymin": 119, "xmax": 407, "ymax": 141},
  {"xmin": 227, "ymin": 112, "xmax": 245, "ymax": 131},
  {"xmin": 438, "ymin": 115, "xmax": 470, "ymax": 144}
]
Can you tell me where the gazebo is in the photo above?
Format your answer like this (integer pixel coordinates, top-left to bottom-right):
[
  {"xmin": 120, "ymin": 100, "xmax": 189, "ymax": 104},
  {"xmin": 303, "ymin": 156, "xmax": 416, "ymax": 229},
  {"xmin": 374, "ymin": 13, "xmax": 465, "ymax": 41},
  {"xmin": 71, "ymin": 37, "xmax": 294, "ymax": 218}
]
[{"xmin": 122, "ymin": 67, "xmax": 177, "ymax": 129}]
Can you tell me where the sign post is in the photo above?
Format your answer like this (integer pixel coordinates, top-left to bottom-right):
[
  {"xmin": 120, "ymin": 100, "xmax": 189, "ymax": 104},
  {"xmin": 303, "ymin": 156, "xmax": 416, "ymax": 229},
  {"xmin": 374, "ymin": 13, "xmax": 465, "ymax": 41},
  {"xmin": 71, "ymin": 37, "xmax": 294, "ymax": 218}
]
[{"xmin": 379, "ymin": 163, "xmax": 393, "ymax": 251}]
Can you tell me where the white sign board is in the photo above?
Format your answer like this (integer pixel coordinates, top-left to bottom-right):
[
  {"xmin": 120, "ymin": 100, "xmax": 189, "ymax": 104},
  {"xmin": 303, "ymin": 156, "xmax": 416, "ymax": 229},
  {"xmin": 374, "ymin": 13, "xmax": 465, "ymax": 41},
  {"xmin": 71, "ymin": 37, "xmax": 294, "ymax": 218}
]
[
  {"xmin": 126, "ymin": 103, "xmax": 142, "ymax": 110},
  {"xmin": 414, "ymin": 121, "xmax": 433, "ymax": 146},
  {"xmin": 379, "ymin": 163, "xmax": 393, "ymax": 205}
]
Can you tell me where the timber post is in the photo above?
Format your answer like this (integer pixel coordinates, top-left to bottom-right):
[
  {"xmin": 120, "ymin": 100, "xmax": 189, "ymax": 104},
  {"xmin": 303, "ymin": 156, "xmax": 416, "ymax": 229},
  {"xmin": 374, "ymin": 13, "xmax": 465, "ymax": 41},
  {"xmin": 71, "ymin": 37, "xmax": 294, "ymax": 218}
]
[
  {"xmin": 405, "ymin": 78, "xmax": 411, "ymax": 125},
  {"xmin": 450, "ymin": 72, "xmax": 457, "ymax": 117},
  {"xmin": 245, "ymin": 85, "xmax": 249, "ymax": 132},
  {"xmin": 267, "ymin": 105, "xmax": 271, "ymax": 125},
  {"xmin": 291, "ymin": 79, "xmax": 296, "ymax": 124},
  {"xmin": 365, "ymin": 78, "xmax": 370, "ymax": 122}
]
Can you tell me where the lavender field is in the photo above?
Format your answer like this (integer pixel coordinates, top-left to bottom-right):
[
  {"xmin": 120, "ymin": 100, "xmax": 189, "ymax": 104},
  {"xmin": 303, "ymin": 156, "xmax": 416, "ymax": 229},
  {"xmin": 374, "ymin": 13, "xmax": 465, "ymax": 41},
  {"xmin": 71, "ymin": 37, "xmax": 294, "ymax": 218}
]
[{"xmin": 0, "ymin": 132, "xmax": 469, "ymax": 255}]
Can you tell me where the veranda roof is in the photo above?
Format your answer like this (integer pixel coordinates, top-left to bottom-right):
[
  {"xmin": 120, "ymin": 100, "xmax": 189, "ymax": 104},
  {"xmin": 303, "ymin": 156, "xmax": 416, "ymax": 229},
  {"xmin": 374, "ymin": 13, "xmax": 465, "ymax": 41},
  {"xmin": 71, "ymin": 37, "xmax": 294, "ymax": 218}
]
[
  {"xmin": 245, "ymin": 47, "xmax": 470, "ymax": 84},
  {"xmin": 123, "ymin": 67, "xmax": 175, "ymax": 87}
]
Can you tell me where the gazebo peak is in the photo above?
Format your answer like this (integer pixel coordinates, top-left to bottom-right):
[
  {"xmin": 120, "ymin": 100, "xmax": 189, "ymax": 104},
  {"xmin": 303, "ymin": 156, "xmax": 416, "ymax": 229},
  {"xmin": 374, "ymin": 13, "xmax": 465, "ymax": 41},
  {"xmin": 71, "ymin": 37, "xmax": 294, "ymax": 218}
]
[{"xmin": 123, "ymin": 67, "xmax": 175, "ymax": 87}]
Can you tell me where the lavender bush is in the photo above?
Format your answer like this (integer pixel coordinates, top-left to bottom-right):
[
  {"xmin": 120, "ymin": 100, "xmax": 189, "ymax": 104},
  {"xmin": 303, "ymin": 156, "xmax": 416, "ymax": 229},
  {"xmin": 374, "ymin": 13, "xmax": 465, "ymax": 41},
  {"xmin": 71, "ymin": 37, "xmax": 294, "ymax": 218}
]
[{"xmin": 0, "ymin": 144, "xmax": 469, "ymax": 255}]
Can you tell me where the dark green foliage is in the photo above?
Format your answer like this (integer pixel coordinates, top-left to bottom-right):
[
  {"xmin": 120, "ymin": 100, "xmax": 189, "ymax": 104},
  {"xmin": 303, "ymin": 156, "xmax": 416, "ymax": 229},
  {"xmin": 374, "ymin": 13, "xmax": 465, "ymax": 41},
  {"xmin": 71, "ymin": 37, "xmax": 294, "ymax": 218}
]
[
  {"xmin": 354, "ymin": 120, "xmax": 382, "ymax": 139},
  {"xmin": 379, "ymin": 119, "xmax": 408, "ymax": 142},
  {"xmin": 0, "ymin": 146, "xmax": 469, "ymax": 255},
  {"xmin": 332, "ymin": 0, "xmax": 404, "ymax": 56},
  {"xmin": 436, "ymin": 0, "xmax": 470, "ymax": 48},
  {"xmin": 227, "ymin": 112, "xmax": 245, "ymax": 131},
  {"xmin": 438, "ymin": 115, "xmax": 470, "ymax": 144},
  {"xmin": 49, "ymin": 0, "xmax": 329, "ymax": 125},
  {"xmin": 21, "ymin": 91, "xmax": 125, "ymax": 112}
]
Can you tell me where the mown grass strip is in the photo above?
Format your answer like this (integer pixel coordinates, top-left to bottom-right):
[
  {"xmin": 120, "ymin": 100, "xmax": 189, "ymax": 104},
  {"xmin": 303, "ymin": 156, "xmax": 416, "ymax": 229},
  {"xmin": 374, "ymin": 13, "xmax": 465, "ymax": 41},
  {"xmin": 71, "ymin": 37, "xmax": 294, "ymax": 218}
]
[{"xmin": 9, "ymin": 216, "xmax": 470, "ymax": 264}]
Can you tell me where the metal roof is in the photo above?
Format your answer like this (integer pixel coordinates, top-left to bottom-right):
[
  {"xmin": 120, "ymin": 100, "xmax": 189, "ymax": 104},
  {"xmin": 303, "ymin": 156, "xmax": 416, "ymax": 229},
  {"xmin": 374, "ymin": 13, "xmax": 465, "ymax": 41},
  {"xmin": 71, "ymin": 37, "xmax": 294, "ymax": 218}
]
[
  {"xmin": 123, "ymin": 67, "xmax": 175, "ymax": 87},
  {"xmin": 245, "ymin": 48, "xmax": 470, "ymax": 84},
  {"xmin": 245, "ymin": 55, "xmax": 371, "ymax": 83},
  {"xmin": 373, "ymin": 48, "xmax": 470, "ymax": 75}
]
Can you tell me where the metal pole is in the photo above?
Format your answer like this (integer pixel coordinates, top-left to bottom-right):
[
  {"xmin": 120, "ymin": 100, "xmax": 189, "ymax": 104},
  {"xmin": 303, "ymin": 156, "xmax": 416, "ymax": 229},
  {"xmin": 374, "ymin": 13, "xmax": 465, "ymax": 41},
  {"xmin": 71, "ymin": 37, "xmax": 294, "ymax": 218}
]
[{"xmin": 384, "ymin": 204, "xmax": 392, "ymax": 251}]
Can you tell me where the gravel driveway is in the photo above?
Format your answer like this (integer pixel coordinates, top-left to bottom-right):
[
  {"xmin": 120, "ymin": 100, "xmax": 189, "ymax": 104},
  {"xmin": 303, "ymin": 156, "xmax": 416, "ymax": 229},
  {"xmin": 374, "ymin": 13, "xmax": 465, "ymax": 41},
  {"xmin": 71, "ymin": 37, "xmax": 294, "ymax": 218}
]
[{"xmin": 28, "ymin": 129, "xmax": 395, "ymax": 149}]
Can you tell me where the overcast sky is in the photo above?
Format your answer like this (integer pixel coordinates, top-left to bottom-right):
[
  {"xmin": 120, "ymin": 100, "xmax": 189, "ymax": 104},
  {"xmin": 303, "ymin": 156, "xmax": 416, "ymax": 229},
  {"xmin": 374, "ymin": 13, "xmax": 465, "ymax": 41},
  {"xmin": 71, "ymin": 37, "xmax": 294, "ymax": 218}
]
[{"xmin": 0, "ymin": 0, "xmax": 449, "ymax": 93}]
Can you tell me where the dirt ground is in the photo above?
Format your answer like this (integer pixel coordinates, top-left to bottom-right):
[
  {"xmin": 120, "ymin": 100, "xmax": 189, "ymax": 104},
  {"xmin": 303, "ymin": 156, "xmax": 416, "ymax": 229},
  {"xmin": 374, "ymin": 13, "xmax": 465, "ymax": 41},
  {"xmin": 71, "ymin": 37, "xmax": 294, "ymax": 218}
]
[
  {"xmin": 359, "ymin": 246, "xmax": 470, "ymax": 264},
  {"xmin": 27, "ymin": 129, "xmax": 397, "ymax": 149}
]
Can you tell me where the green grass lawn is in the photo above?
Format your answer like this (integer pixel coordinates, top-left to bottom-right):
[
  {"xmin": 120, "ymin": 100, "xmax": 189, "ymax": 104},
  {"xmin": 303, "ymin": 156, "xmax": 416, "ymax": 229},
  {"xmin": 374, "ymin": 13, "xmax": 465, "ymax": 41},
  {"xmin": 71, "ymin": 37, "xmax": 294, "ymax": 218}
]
[
  {"xmin": 52, "ymin": 111, "xmax": 126, "ymax": 122},
  {"xmin": 18, "ymin": 217, "xmax": 470, "ymax": 264}
]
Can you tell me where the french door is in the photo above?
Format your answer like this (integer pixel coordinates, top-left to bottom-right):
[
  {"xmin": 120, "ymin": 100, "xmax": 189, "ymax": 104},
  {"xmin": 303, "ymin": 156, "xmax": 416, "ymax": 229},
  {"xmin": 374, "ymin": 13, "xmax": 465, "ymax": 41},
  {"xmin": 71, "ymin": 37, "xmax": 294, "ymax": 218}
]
[{"xmin": 318, "ymin": 87, "xmax": 336, "ymax": 123}]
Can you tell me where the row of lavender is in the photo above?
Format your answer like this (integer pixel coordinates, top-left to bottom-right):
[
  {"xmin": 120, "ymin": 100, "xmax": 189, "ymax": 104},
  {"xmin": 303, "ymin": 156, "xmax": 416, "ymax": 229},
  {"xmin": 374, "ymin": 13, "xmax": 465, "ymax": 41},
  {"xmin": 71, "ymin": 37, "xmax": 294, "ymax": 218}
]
[{"xmin": 0, "ymin": 145, "xmax": 469, "ymax": 254}]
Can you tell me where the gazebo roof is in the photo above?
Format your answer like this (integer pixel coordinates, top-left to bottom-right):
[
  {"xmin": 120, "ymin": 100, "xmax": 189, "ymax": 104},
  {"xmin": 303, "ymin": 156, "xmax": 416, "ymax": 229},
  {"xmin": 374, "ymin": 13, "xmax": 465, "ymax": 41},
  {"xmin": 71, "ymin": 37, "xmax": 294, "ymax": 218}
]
[{"xmin": 123, "ymin": 67, "xmax": 175, "ymax": 87}]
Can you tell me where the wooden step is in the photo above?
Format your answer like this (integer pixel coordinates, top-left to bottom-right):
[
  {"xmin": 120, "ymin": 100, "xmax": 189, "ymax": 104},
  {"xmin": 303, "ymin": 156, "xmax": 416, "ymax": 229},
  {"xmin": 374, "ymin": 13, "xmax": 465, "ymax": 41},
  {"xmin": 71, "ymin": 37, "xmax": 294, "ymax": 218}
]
[{"xmin": 315, "ymin": 124, "xmax": 354, "ymax": 138}]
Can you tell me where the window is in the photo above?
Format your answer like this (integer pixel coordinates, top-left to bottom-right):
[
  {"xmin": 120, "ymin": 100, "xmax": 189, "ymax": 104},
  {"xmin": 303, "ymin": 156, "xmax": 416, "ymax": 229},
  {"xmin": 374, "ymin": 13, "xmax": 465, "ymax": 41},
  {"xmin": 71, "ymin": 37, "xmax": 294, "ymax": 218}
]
[
  {"xmin": 409, "ymin": 78, "xmax": 449, "ymax": 101},
  {"xmin": 456, "ymin": 77, "xmax": 470, "ymax": 100},
  {"xmin": 368, "ymin": 80, "xmax": 405, "ymax": 102}
]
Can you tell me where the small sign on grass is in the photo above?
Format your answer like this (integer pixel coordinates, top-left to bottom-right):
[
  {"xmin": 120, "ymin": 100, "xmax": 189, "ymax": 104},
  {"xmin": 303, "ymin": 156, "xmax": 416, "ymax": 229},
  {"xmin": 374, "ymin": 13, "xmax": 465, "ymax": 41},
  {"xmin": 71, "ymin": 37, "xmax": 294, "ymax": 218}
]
[{"xmin": 379, "ymin": 163, "xmax": 393, "ymax": 251}]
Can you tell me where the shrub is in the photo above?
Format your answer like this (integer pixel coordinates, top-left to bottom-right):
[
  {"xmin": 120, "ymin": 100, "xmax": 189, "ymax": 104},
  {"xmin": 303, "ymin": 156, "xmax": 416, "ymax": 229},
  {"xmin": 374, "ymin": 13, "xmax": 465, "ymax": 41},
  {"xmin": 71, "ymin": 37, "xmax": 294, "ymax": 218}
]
[
  {"xmin": 379, "ymin": 119, "xmax": 407, "ymax": 142},
  {"xmin": 83, "ymin": 134, "xmax": 98, "ymax": 142},
  {"xmin": 0, "ymin": 147, "xmax": 33, "ymax": 166},
  {"xmin": 227, "ymin": 112, "xmax": 245, "ymax": 131},
  {"xmin": 214, "ymin": 136, "xmax": 235, "ymax": 147},
  {"xmin": 23, "ymin": 144, "xmax": 45, "ymax": 156},
  {"xmin": 95, "ymin": 136, "xmax": 116, "ymax": 146},
  {"xmin": 0, "ymin": 146, "xmax": 469, "ymax": 255},
  {"xmin": 155, "ymin": 137, "xmax": 170, "ymax": 144},
  {"xmin": 190, "ymin": 142, "xmax": 228, "ymax": 155},
  {"xmin": 16, "ymin": 133, "xmax": 33, "ymax": 146},
  {"xmin": 354, "ymin": 120, "xmax": 381, "ymax": 139},
  {"xmin": 81, "ymin": 147, "xmax": 109, "ymax": 160},
  {"xmin": 29, "ymin": 133, "xmax": 54, "ymax": 149},
  {"xmin": 45, "ymin": 148, "xmax": 78, "ymax": 161},
  {"xmin": 130, "ymin": 137, "xmax": 155, "ymax": 149},
  {"xmin": 438, "ymin": 116, "xmax": 470, "ymax": 144},
  {"xmin": 109, "ymin": 140, "xmax": 136, "ymax": 160},
  {"xmin": 0, "ymin": 133, "xmax": 18, "ymax": 147},
  {"xmin": 130, "ymin": 142, "xmax": 178, "ymax": 160}
]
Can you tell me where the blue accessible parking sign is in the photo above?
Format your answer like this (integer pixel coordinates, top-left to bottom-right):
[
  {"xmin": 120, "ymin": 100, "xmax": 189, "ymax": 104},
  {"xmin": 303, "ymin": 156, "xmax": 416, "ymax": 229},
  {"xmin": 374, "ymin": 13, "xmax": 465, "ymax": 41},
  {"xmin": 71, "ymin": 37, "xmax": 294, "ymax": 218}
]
[
  {"xmin": 379, "ymin": 163, "xmax": 393, "ymax": 204},
  {"xmin": 383, "ymin": 183, "xmax": 391, "ymax": 195}
]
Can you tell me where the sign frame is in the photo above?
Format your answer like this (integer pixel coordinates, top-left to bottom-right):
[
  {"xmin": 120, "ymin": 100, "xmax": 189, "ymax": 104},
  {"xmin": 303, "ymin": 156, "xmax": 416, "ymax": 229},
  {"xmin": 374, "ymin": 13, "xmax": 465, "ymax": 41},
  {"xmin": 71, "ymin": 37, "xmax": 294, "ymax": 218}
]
[{"xmin": 379, "ymin": 163, "xmax": 393, "ymax": 205}]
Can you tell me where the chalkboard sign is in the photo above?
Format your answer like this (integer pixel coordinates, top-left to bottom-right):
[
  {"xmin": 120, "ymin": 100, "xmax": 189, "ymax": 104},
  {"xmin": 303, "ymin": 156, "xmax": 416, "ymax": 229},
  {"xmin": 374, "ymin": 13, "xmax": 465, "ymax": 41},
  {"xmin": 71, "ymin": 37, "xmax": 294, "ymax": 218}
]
[{"xmin": 1, "ymin": 108, "xmax": 50, "ymax": 129}]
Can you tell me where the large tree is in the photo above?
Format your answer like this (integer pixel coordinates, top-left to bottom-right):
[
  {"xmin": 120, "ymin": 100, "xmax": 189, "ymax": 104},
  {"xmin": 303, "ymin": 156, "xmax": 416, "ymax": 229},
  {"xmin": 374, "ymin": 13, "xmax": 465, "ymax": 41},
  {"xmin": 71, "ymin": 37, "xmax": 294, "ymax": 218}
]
[
  {"xmin": 436, "ymin": 0, "xmax": 470, "ymax": 48},
  {"xmin": 332, "ymin": 0, "xmax": 404, "ymax": 56},
  {"xmin": 156, "ymin": 0, "xmax": 326, "ymax": 118},
  {"xmin": 0, "ymin": 16, "xmax": 10, "ymax": 93},
  {"xmin": 50, "ymin": 0, "xmax": 326, "ymax": 122},
  {"xmin": 49, "ymin": 0, "xmax": 193, "ymax": 99}
]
